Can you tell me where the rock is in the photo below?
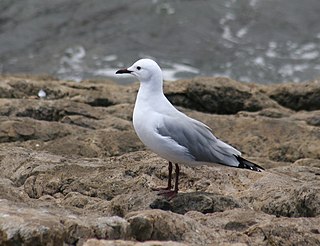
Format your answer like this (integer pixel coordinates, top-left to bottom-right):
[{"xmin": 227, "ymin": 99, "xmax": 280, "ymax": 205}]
[
  {"xmin": 150, "ymin": 192, "xmax": 242, "ymax": 214},
  {"xmin": 290, "ymin": 110, "xmax": 320, "ymax": 127},
  {"xmin": 164, "ymin": 77, "xmax": 278, "ymax": 114},
  {"xmin": 187, "ymin": 208, "xmax": 320, "ymax": 245},
  {"xmin": 84, "ymin": 239, "xmax": 188, "ymax": 246},
  {"xmin": 185, "ymin": 110, "xmax": 320, "ymax": 163},
  {"xmin": 125, "ymin": 209, "xmax": 216, "ymax": 243},
  {"xmin": 238, "ymin": 169, "xmax": 320, "ymax": 217},
  {"xmin": 0, "ymin": 75, "xmax": 135, "ymax": 105},
  {"xmin": 0, "ymin": 199, "xmax": 130, "ymax": 245},
  {"xmin": 0, "ymin": 199, "xmax": 65, "ymax": 246},
  {"xmin": 256, "ymin": 107, "xmax": 292, "ymax": 118},
  {"xmin": 268, "ymin": 80, "xmax": 320, "ymax": 111},
  {"xmin": 0, "ymin": 75, "xmax": 319, "ymax": 245},
  {"xmin": 0, "ymin": 98, "xmax": 142, "ymax": 158}
]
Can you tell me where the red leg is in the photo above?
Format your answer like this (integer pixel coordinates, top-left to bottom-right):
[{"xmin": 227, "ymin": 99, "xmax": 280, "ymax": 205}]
[
  {"xmin": 152, "ymin": 161, "xmax": 173, "ymax": 191},
  {"xmin": 167, "ymin": 161, "xmax": 173, "ymax": 189},
  {"xmin": 174, "ymin": 163, "xmax": 179, "ymax": 193},
  {"xmin": 157, "ymin": 163, "xmax": 180, "ymax": 200}
]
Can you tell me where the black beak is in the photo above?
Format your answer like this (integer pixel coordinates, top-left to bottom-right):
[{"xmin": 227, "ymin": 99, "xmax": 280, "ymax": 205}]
[{"xmin": 116, "ymin": 68, "xmax": 132, "ymax": 74}]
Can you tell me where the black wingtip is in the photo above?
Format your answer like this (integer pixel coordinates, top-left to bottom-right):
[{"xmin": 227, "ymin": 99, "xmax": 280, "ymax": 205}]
[{"xmin": 235, "ymin": 156, "xmax": 264, "ymax": 172}]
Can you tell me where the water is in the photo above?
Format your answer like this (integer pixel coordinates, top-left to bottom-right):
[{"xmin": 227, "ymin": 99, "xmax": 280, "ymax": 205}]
[{"xmin": 0, "ymin": 0, "xmax": 320, "ymax": 84}]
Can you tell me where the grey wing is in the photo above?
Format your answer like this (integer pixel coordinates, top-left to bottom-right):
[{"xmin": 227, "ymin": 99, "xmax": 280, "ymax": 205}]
[{"xmin": 157, "ymin": 115, "xmax": 241, "ymax": 166}]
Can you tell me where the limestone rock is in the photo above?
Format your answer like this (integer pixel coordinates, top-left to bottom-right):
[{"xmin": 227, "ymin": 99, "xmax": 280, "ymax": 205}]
[
  {"xmin": 125, "ymin": 209, "xmax": 216, "ymax": 243},
  {"xmin": 164, "ymin": 77, "xmax": 278, "ymax": 114},
  {"xmin": 0, "ymin": 75, "xmax": 319, "ymax": 245},
  {"xmin": 84, "ymin": 239, "xmax": 188, "ymax": 246},
  {"xmin": 150, "ymin": 192, "xmax": 242, "ymax": 214},
  {"xmin": 268, "ymin": 80, "xmax": 320, "ymax": 111}
]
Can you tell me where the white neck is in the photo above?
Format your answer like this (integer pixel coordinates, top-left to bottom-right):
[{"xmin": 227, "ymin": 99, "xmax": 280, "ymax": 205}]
[
  {"xmin": 133, "ymin": 72, "xmax": 179, "ymax": 119},
  {"xmin": 136, "ymin": 73, "xmax": 165, "ymax": 103}
]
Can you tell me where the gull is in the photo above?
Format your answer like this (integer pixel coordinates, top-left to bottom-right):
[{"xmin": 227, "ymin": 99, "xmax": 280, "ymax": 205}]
[{"xmin": 116, "ymin": 59, "xmax": 264, "ymax": 198}]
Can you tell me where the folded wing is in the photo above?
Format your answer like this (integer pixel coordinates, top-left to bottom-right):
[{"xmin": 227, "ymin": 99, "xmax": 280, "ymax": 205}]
[{"xmin": 156, "ymin": 115, "xmax": 241, "ymax": 167}]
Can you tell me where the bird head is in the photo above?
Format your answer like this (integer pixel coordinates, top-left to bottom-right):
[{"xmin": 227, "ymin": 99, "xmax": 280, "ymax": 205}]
[{"xmin": 116, "ymin": 58, "xmax": 162, "ymax": 83}]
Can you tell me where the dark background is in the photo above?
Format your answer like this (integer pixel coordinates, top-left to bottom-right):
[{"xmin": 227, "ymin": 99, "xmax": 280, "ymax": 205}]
[{"xmin": 0, "ymin": 0, "xmax": 320, "ymax": 83}]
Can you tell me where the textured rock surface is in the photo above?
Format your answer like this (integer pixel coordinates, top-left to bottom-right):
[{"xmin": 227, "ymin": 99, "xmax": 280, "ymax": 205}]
[
  {"xmin": 267, "ymin": 80, "xmax": 320, "ymax": 111},
  {"xmin": 84, "ymin": 239, "xmax": 188, "ymax": 246},
  {"xmin": 0, "ymin": 75, "xmax": 320, "ymax": 245}
]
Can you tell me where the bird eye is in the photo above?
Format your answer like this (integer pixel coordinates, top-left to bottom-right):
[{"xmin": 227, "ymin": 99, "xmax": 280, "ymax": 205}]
[{"xmin": 137, "ymin": 66, "xmax": 141, "ymax": 70}]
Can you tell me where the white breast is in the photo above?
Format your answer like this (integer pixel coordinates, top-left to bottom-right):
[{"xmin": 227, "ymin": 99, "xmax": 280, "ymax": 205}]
[{"xmin": 133, "ymin": 105, "xmax": 195, "ymax": 164}]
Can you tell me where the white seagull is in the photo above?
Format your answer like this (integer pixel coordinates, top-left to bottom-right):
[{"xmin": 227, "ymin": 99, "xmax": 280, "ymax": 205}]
[{"xmin": 116, "ymin": 59, "xmax": 264, "ymax": 198}]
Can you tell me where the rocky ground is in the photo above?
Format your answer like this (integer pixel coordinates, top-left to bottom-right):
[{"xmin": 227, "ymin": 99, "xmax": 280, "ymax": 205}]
[{"xmin": 0, "ymin": 75, "xmax": 320, "ymax": 245}]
